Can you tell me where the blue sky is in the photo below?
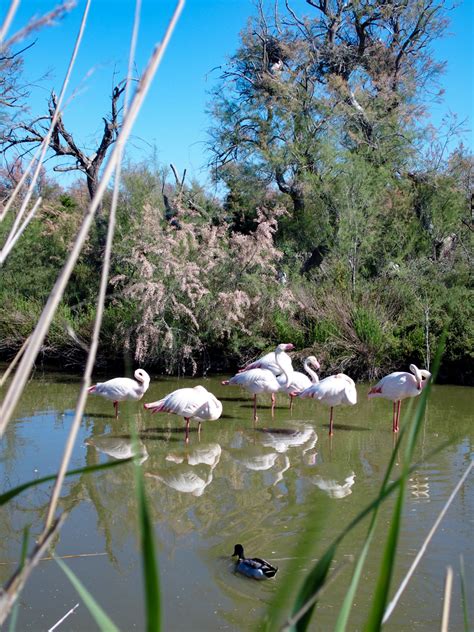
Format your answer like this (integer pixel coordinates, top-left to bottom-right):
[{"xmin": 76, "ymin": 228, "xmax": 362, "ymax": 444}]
[{"xmin": 5, "ymin": 0, "xmax": 474, "ymax": 189}]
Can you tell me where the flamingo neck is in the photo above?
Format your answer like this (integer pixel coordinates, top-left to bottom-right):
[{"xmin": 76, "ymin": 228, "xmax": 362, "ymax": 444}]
[
  {"xmin": 304, "ymin": 359, "xmax": 319, "ymax": 384},
  {"xmin": 276, "ymin": 349, "xmax": 293, "ymax": 387}
]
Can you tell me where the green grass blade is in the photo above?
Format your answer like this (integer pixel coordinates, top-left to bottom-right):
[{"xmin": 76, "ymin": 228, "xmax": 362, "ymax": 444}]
[
  {"xmin": 55, "ymin": 556, "xmax": 120, "ymax": 632},
  {"xmin": 460, "ymin": 555, "xmax": 470, "ymax": 632},
  {"xmin": 289, "ymin": 545, "xmax": 335, "ymax": 632},
  {"xmin": 131, "ymin": 428, "xmax": 160, "ymax": 632},
  {"xmin": 363, "ymin": 342, "xmax": 442, "ymax": 631},
  {"xmin": 7, "ymin": 526, "xmax": 30, "ymax": 632},
  {"xmin": 0, "ymin": 458, "xmax": 133, "ymax": 506},
  {"xmin": 277, "ymin": 437, "xmax": 450, "ymax": 632},
  {"xmin": 334, "ymin": 429, "xmax": 405, "ymax": 632}
]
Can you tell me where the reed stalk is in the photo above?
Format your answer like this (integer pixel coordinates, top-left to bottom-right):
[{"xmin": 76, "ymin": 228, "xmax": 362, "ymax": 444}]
[
  {"xmin": 0, "ymin": 0, "xmax": 91, "ymax": 253},
  {"xmin": 383, "ymin": 461, "xmax": 473, "ymax": 624},
  {"xmin": 0, "ymin": 0, "xmax": 185, "ymax": 435},
  {"xmin": 0, "ymin": 0, "xmax": 20, "ymax": 44},
  {"xmin": 441, "ymin": 566, "xmax": 453, "ymax": 632}
]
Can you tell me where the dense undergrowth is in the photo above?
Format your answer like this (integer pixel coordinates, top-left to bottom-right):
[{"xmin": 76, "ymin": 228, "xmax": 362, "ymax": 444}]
[{"xmin": 1, "ymin": 158, "xmax": 472, "ymax": 384}]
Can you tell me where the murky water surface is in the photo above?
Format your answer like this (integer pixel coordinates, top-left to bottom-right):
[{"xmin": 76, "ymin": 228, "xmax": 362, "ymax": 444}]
[{"xmin": 1, "ymin": 371, "xmax": 472, "ymax": 631}]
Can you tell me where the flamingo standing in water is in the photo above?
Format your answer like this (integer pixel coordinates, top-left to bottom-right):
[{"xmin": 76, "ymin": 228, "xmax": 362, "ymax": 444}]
[
  {"xmin": 279, "ymin": 355, "xmax": 320, "ymax": 410},
  {"xmin": 144, "ymin": 385, "xmax": 222, "ymax": 443},
  {"xmin": 222, "ymin": 343, "xmax": 294, "ymax": 421},
  {"xmin": 368, "ymin": 364, "xmax": 431, "ymax": 432},
  {"xmin": 88, "ymin": 368, "xmax": 150, "ymax": 418},
  {"xmin": 296, "ymin": 373, "xmax": 357, "ymax": 436},
  {"xmin": 239, "ymin": 345, "xmax": 294, "ymax": 375}
]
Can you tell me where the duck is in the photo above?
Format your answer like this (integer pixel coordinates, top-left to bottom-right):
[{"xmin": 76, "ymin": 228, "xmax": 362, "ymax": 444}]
[{"xmin": 231, "ymin": 544, "xmax": 278, "ymax": 580}]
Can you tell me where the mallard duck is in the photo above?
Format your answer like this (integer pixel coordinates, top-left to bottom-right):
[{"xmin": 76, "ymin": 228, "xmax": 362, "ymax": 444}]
[{"xmin": 232, "ymin": 544, "xmax": 278, "ymax": 580}]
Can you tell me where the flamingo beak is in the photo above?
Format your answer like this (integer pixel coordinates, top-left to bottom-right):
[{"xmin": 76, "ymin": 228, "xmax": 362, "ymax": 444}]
[{"xmin": 285, "ymin": 343, "xmax": 295, "ymax": 351}]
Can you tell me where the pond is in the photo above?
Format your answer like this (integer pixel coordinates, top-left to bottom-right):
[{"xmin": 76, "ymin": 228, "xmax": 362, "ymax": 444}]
[{"xmin": 1, "ymin": 371, "xmax": 473, "ymax": 631}]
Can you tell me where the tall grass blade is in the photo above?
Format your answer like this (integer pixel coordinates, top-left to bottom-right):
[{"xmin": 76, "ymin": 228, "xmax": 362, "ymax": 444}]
[
  {"xmin": 441, "ymin": 566, "xmax": 453, "ymax": 632},
  {"xmin": 334, "ymin": 427, "xmax": 406, "ymax": 632},
  {"xmin": 0, "ymin": 514, "xmax": 67, "ymax": 626},
  {"xmin": 274, "ymin": 436, "xmax": 451, "ymax": 632},
  {"xmin": 459, "ymin": 555, "xmax": 470, "ymax": 632},
  {"xmin": 7, "ymin": 526, "xmax": 29, "ymax": 632},
  {"xmin": 383, "ymin": 461, "xmax": 473, "ymax": 624},
  {"xmin": 132, "ymin": 426, "xmax": 161, "ymax": 632},
  {"xmin": 55, "ymin": 557, "xmax": 120, "ymax": 632},
  {"xmin": 0, "ymin": 458, "xmax": 132, "ymax": 506},
  {"xmin": 286, "ymin": 545, "xmax": 335, "ymax": 632},
  {"xmin": 363, "ymin": 342, "xmax": 443, "ymax": 631}
]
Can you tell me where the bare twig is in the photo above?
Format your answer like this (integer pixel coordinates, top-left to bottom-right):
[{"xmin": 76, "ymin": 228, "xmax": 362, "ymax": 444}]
[
  {"xmin": 0, "ymin": 552, "xmax": 108, "ymax": 566},
  {"xmin": 48, "ymin": 603, "xmax": 79, "ymax": 632}
]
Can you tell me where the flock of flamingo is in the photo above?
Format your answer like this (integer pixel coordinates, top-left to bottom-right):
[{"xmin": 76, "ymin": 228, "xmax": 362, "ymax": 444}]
[{"xmin": 88, "ymin": 343, "xmax": 431, "ymax": 441}]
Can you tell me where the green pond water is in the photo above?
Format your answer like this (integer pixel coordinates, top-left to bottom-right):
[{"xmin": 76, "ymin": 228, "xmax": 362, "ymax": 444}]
[{"xmin": 0, "ymin": 371, "xmax": 472, "ymax": 631}]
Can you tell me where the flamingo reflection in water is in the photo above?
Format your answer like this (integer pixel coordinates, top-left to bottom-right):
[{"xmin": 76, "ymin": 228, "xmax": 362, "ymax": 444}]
[
  {"xmin": 85, "ymin": 435, "xmax": 149, "ymax": 465},
  {"xmin": 146, "ymin": 443, "xmax": 222, "ymax": 497},
  {"xmin": 312, "ymin": 472, "xmax": 356, "ymax": 499}
]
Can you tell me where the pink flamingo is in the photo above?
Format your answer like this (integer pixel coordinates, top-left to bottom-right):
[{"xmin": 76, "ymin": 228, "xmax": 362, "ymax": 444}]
[
  {"xmin": 222, "ymin": 343, "xmax": 294, "ymax": 421},
  {"xmin": 279, "ymin": 356, "xmax": 320, "ymax": 410},
  {"xmin": 368, "ymin": 364, "xmax": 431, "ymax": 432},
  {"xmin": 238, "ymin": 344, "xmax": 294, "ymax": 375},
  {"xmin": 144, "ymin": 385, "xmax": 222, "ymax": 443},
  {"xmin": 296, "ymin": 373, "xmax": 357, "ymax": 436},
  {"xmin": 88, "ymin": 369, "xmax": 150, "ymax": 418}
]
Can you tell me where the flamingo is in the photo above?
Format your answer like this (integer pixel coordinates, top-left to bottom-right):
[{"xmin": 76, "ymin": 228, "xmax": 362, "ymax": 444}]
[
  {"xmin": 279, "ymin": 355, "xmax": 320, "ymax": 410},
  {"xmin": 368, "ymin": 364, "xmax": 431, "ymax": 432},
  {"xmin": 222, "ymin": 343, "xmax": 294, "ymax": 421},
  {"xmin": 238, "ymin": 344, "xmax": 294, "ymax": 375},
  {"xmin": 88, "ymin": 368, "xmax": 150, "ymax": 418},
  {"xmin": 143, "ymin": 385, "xmax": 222, "ymax": 443},
  {"xmin": 296, "ymin": 373, "xmax": 357, "ymax": 436}
]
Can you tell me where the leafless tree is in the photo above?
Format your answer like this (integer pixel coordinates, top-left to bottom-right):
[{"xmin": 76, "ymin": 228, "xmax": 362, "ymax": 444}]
[{"xmin": 1, "ymin": 81, "xmax": 126, "ymax": 202}]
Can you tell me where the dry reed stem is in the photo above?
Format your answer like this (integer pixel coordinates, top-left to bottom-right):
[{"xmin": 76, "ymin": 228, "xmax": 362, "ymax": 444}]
[
  {"xmin": 0, "ymin": 0, "xmax": 20, "ymax": 44},
  {"xmin": 0, "ymin": 335, "xmax": 30, "ymax": 388},
  {"xmin": 0, "ymin": 146, "xmax": 42, "ymax": 223},
  {"xmin": 0, "ymin": 196, "xmax": 42, "ymax": 264},
  {"xmin": 0, "ymin": 0, "xmax": 185, "ymax": 435},
  {"xmin": 4, "ymin": 1, "xmax": 75, "ymax": 49},
  {"xmin": 48, "ymin": 602, "xmax": 79, "ymax": 632},
  {"xmin": 382, "ymin": 461, "xmax": 473, "ymax": 624},
  {"xmin": 0, "ymin": 552, "xmax": 108, "ymax": 565},
  {"xmin": 441, "ymin": 566, "xmax": 453, "ymax": 632},
  {"xmin": 43, "ymin": 0, "xmax": 142, "ymax": 531},
  {"xmin": 42, "ymin": 0, "xmax": 184, "ymax": 532},
  {"xmin": 0, "ymin": 0, "xmax": 90, "ymax": 259},
  {"xmin": 0, "ymin": 512, "xmax": 68, "ymax": 626}
]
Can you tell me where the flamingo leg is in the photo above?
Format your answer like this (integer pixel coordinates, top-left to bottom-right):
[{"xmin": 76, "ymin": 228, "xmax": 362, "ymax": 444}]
[
  {"xmin": 396, "ymin": 400, "xmax": 402, "ymax": 433},
  {"xmin": 253, "ymin": 395, "xmax": 258, "ymax": 422},
  {"xmin": 184, "ymin": 417, "xmax": 190, "ymax": 444},
  {"xmin": 197, "ymin": 421, "xmax": 202, "ymax": 440},
  {"xmin": 329, "ymin": 407, "xmax": 334, "ymax": 436},
  {"xmin": 289, "ymin": 394, "xmax": 294, "ymax": 411},
  {"xmin": 392, "ymin": 401, "xmax": 397, "ymax": 433},
  {"xmin": 271, "ymin": 393, "xmax": 276, "ymax": 418},
  {"xmin": 113, "ymin": 401, "xmax": 119, "ymax": 419}
]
